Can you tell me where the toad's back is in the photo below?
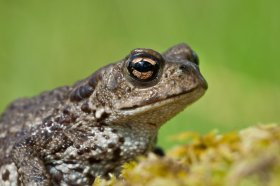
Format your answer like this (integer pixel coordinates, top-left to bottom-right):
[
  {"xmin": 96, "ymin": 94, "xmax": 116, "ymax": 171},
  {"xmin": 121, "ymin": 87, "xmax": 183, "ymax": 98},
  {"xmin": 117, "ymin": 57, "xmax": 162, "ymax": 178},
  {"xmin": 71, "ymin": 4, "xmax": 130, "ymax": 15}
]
[
  {"xmin": 0, "ymin": 43, "xmax": 207, "ymax": 186},
  {"xmin": 0, "ymin": 87, "xmax": 70, "ymax": 164}
]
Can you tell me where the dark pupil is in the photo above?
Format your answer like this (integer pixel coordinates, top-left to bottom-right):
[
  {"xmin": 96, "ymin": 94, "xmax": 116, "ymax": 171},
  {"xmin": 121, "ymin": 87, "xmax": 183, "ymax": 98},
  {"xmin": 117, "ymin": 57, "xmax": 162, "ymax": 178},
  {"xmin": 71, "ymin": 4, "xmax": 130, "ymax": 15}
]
[{"xmin": 132, "ymin": 60, "xmax": 154, "ymax": 72}]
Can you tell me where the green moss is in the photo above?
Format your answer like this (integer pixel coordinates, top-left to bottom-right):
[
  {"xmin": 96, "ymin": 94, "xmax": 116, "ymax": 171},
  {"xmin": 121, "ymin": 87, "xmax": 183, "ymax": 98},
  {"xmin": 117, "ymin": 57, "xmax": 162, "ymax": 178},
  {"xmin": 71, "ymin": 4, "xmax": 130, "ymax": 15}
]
[{"xmin": 94, "ymin": 124, "xmax": 280, "ymax": 186}]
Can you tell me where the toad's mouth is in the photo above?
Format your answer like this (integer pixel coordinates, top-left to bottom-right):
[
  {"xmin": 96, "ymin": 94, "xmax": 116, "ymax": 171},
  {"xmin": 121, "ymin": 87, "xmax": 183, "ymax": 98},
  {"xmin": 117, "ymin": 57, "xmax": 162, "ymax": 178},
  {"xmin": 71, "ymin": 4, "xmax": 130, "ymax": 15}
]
[{"xmin": 119, "ymin": 86, "xmax": 203, "ymax": 111}]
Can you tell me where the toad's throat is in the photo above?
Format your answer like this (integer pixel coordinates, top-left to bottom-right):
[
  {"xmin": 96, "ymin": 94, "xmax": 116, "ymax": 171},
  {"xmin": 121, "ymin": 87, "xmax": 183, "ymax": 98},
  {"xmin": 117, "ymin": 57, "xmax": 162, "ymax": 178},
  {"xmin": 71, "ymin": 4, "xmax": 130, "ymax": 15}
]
[{"xmin": 119, "ymin": 87, "xmax": 199, "ymax": 111}]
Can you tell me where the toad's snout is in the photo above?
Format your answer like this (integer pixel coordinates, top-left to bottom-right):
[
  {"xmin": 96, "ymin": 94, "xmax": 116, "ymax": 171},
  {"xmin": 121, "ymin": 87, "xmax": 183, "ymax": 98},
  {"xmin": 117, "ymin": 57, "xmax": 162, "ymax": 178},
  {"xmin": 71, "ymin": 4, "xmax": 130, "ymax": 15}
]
[{"xmin": 179, "ymin": 62, "xmax": 208, "ymax": 90}]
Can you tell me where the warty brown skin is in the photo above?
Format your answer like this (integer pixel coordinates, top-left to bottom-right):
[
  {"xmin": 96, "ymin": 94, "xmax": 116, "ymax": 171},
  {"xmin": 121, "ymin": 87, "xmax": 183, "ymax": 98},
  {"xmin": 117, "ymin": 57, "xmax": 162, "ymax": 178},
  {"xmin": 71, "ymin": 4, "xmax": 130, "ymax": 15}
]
[{"xmin": 0, "ymin": 43, "xmax": 207, "ymax": 186}]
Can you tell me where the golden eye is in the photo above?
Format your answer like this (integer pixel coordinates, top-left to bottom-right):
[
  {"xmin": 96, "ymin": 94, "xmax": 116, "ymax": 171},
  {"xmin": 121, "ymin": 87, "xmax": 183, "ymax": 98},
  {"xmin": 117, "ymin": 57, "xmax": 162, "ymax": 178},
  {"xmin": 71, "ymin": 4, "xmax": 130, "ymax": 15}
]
[{"xmin": 127, "ymin": 49, "xmax": 164, "ymax": 82}]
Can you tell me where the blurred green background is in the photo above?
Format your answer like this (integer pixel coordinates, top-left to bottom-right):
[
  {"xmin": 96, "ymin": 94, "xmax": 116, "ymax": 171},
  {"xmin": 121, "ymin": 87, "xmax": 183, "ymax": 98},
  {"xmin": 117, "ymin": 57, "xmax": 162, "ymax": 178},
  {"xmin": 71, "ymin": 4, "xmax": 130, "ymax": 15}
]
[{"xmin": 0, "ymin": 0, "xmax": 279, "ymax": 149}]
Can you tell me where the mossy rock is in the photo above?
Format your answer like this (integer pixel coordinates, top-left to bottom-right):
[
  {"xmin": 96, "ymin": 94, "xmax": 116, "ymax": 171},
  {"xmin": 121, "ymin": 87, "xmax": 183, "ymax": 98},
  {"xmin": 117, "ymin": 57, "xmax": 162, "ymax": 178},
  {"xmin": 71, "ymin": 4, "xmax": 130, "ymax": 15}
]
[{"xmin": 94, "ymin": 124, "xmax": 280, "ymax": 186}]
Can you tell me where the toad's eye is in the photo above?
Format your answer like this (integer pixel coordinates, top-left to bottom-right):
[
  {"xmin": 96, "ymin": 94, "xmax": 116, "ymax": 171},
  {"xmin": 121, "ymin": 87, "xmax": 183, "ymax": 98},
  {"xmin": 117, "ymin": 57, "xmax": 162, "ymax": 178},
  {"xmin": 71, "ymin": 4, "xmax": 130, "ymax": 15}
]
[
  {"xmin": 191, "ymin": 51, "xmax": 199, "ymax": 65},
  {"xmin": 127, "ymin": 50, "xmax": 163, "ymax": 82},
  {"xmin": 128, "ymin": 58, "xmax": 159, "ymax": 81}
]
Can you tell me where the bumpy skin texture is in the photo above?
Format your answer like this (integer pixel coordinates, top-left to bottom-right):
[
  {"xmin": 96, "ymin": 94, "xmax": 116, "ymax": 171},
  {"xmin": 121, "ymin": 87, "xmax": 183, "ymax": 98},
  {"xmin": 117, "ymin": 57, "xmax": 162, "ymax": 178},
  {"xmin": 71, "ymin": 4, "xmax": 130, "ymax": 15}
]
[{"xmin": 0, "ymin": 43, "xmax": 207, "ymax": 186}]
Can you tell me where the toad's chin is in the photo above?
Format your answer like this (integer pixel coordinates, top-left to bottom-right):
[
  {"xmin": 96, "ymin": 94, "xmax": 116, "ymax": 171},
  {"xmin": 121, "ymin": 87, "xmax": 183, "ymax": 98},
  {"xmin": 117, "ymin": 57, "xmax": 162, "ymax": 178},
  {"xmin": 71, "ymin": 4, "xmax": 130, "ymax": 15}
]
[{"xmin": 111, "ymin": 86, "xmax": 206, "ymax": 128}]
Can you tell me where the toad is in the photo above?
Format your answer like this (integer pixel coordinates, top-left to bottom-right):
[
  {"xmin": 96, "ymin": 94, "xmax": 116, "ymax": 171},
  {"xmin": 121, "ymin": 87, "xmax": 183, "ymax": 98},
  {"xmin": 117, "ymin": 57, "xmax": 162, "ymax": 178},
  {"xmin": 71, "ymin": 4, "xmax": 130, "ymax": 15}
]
[{"xmin": 0, "ymin": 43, "xmax": 207, "ymax": 185}]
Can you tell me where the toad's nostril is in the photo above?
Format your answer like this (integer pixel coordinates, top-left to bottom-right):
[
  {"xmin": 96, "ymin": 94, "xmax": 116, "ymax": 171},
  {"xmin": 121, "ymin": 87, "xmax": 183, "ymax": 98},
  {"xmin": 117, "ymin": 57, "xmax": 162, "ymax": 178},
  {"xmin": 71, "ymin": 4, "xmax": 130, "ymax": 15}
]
[{"xmin": 179, "ymin": 64, "xmax": 188, "ymax": 71}]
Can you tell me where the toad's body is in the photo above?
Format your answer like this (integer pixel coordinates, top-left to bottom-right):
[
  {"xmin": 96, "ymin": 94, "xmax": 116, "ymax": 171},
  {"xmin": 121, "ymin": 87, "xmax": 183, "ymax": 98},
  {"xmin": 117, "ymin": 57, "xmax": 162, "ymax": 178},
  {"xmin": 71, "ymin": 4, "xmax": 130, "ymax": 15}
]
[{"xmin": 0, "ymin": 44, "xmax": 207, "ymax": 186}]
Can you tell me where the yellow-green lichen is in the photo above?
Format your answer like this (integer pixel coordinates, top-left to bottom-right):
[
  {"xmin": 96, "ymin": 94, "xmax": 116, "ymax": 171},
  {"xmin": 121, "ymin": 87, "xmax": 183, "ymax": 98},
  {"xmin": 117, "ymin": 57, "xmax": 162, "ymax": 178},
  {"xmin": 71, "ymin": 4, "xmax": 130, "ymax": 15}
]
[{"xmin": 94, "ymin": 124, "xmax": 280, "ymax": 186}]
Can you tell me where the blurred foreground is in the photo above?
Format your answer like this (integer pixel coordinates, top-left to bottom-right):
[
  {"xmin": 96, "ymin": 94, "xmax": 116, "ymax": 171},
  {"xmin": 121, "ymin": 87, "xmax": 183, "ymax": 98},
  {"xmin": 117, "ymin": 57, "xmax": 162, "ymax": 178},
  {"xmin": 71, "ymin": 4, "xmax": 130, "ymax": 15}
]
[{"xmin": 95, "ymin": 124, "xmax": 280, "ymax": 186}]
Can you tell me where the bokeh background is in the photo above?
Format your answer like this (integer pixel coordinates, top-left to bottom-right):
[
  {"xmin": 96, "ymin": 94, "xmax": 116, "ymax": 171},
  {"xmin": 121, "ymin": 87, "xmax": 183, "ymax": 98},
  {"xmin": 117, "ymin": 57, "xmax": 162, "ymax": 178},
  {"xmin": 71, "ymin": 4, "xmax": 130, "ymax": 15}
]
[{"xmin": 0, "ymin": 0, "xmax": 279, "ymax": 149}]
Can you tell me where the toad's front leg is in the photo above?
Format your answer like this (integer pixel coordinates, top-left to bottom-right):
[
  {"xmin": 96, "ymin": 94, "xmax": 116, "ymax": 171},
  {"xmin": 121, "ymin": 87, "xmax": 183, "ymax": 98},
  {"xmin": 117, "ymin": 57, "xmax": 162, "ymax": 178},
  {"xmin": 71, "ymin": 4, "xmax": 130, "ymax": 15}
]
[{"xmin": 11, "ymin": 138, "xmax": 51, "ymax": 186}]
